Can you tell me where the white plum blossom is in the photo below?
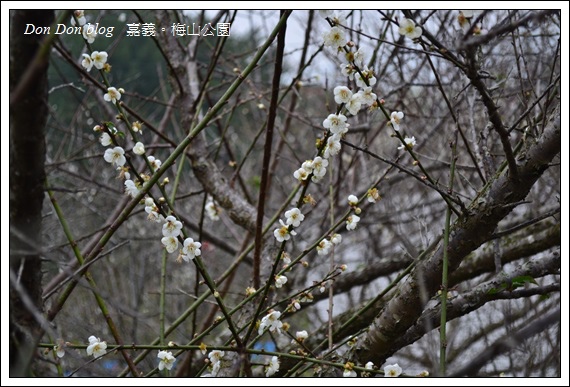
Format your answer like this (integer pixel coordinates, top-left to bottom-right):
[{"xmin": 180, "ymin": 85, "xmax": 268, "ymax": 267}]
[
  {"xmin": 162, "ymin": 215, "xmax": 182, "ymax": 237},
  {"xmin": 274, "ymin": 219, "xmax": 296, "ymax": 242},
  {"xmin": 323, "ymin": 26, "xmax": 347, "ymax": 48},
  {"xmin": 265, "ymin": 356, "xmax": 280, "ymax": 377},
  {"xmin": 82, "ymin": 23, "xmax": 98, "ymax": 43},
  {"xmin": 145, "ymin": 199, "xmax": 163, "ymax": 223},
  {"xmin": 293, "ymin": 167, "xmax": 309, "ymax": 181},
  {"xmin": 71, "ymin": 10, "xmax": 86, "ymax": 26},
  {"xmin": 331, "ymin": 233, "xmax": 342, "ymax": 245},
  {"xmin": 316, "ymin": 239, "xmax": 333, "ymax": 255},
  {"xmin": 147, "ymin": 155, "xmax": 161, "ymax": 171},
  {"xmin": 367, "ymin": 188, "xmax": 381, "ymax": 203},
  {"xmin": 398, "ymin": 18, "xmax": 422, "ymax": 39},
  {"xmin": 81, "ymin": 53, "xmax": 93, "ymax": 72},
  {"xmin": 323, "ymin": 134, "xmax": 342, "ymax": 159},
  {"xmin": 334, "ymin": 86, "xmax": 353, "ymax": 104},
  {"xmin": 323, "ymin": 113, "xmax": 349, "ymax": 135},
  {"xmin": 348, "ymin": 194, "xmax": 358, "ymax": 206},
  {"xmin": 295, "ymin": 330, "xmax": 308, "ymax": 342},
  {"xmin": 99, "ymin": 132, "xmax": 112, "ymax": 146},
  {"xmin": 384, "ymin": 363, "xmax": 402, "ymax": 377},
  {"xmin": 398, "ymin": 136, "xmax": 417, "ymax": 150},
  {"xmin": 353, "ymin": 46, "xmax": 367, "ymax": 66},
  {"xmin": 104, "ymin": 146, "xmax": 126, "ymax": 167},
  {"xmin": 208, "ymin": 350, "xmax": 224, "ymax": 376},
  {"xmin": 320, "ymin": 10, "xmax": 348, "ymax": 25},
  {"xmin": 357, "ymin": 87, "xmax": 377, "ymax": 107},
  {"xmin": 132, "ymin": 121, "xmax": 142, "ymax": 133},
  {"xmin": 355, "ymin": 66, "xmax": 377, "ymax": 88},
  {"xmin": 311, "ymin": 156, "xmax": 328, "ymax": 182},
  {"xmin": 157, "ymin": 350, "xmax": 176, "ymax": 371},
  {"xmin": 390, "ymin": 111, "xmax": 404, "ymax": 131},
  {"xmin": 86, "ymin": 336, "xmax": 107, "ymax": 358},
  {"xmin": 346, "ymin": 94, "xmax": 363, "ymax": 116},
  {"xmin": 124, "ymin": 179, "xmax": 139, "ymax": 198},
  {"xmin": 205, "ymin": 199, "xmax": 220, "ymax": 221},
  {"xmin": 285, "ymin": 207, "xmax": 304, "ymax": 227},
  {"xmin": 274, "ymin": 274, "xmax": 288, "ymax": 288},
  {"xmin": 133, "ymin": 142, "xmax": 145, "ymax": 155},
  {"xmin": 346, "ymin": 214, "xmax": 360, "ymax": 231},
  {"xmin": 340, "ymin": 63, "xmax": 356, "ymax": 79},
  {"xmin": 343, "ymin": 369, "xmax": 357, "ymax": 377},
  {"xmin": 258, "ymin": 310, "xmax": 283, "ymax": 335},
  {"xmin": 104, "ymin": 87, "xmax": 121, "ymax": 103},
  {"xmin": 91, "ymin": 51, "xmax": 108, "ymax": 70},
  {"xmin": 161, "ymin": 236, "xmax": 179, "ymax": 253},
  {"xmin": 365, "ymin": 361, "xmax": 374, "ymax": 370},
  {"xmin": 181, "ymin": 238, "xmax": 201, "ymax": 261}
]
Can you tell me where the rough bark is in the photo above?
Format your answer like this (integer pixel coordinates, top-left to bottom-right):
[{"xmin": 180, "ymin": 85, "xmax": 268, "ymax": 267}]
[
  {"xmin": 9, "ymin": 9, "xmax": 54, "ymax": 376},
  {"xmin": 351, "ymin": 107, "xmax": 560, "ymax": 366}
]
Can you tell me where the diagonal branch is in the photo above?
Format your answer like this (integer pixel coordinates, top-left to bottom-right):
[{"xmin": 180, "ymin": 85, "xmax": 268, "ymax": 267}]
[{"xmin": 350, "ymin": 106, "xmax": 559, "ymax": 366}]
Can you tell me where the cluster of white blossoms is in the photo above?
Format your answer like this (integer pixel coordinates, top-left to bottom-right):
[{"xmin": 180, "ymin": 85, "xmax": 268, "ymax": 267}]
[
  {"xmin": 86, "ymin": 40, "xmax": 202, "ymax": 264},
  {"xmin": 157, "ymin": 350, "xmax": 176, "ymax": 371}
]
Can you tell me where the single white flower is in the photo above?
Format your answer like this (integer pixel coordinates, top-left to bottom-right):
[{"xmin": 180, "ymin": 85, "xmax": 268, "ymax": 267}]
[
  {"xmin": 367, "ymin": 188, "xmax": 381, "ymax": 203},
  {"xmin": 104, "ymin": 87, "xmax": 121, "ymax": 104},
  {"xmin": 133, "ymin": 142, "xmax": 145, "ymax": 155},
  {"xmin": 323, "ymin": 26, "xmax": 347, "ymax": 48},
  {"xmin": 365, "ymin": 361, "xmax": 374, "ymax": 370},
  {"xmin": 147, "ymin": 155, "xmax": 161, "ymax": 171},
  {"xmin": 145, "ymin": 205, "xmax": 163, "ymax": 223},
  {"xmin": 161, "ymin": 236, "xmax": 179, "ymax": 253},
  {"xmin": 285, "ymin": 207, "xmax": 304, "ymax": 227},
  {"xmin": 398, "ymin": 18, "xmax": 422, "ymax": 39},
  {"xmin": 209, "ymin": 349, "xmax": 225, "ymax": 364},
  {"xmin": 295, "ymin": 330, "xmax": 308, "ymax": 342},
  {"xmin": 157, "ymin": 350, "xmax": 176, "ymax": 371},
  {"xmin": 274, "ymin": 274, "xmax": 288, "ymax": 288},
  {"xmin": 348, "ymin": 194, "xmax": 359, "ymax": 206},
  {"xmin": 104, "ymin": 146, "xmax": 126, "ymax": 167},
  {"xmin": 398, "ymin": 136, "xmax": 416, "ymax": 150},
  {"xmin": 323, "ymin": 134, "xmax": 342, "ymax": 159},
  {"xmin": 54, "ymin": 340, "xmax": 66, "ymax": 358},
  {"xmin": 317, "ymin": 239, "xmax": 333, "ymax": 256},
  {"xmin": 265, "ymin": 356, "xmax": 280, "ymax": 377},
  {"xmin": 346, "ymin": 214, "xmax": 360, "ymax": 231},
  {"xmin": 132, "ymin": 121, "xmax": 142, "ymax": 133},
  {"xmin": 343, "ymin": 369, "xmax": 357, "ymax": 377},
  {"xmin": 384, "ymin": 363, "xmax": 402, "ymax": 377},
  {"xmin": 182, "ymin": 238, "xmax": 201, "ymax": 261},
  {"xmin": 355, "ymin": 66, "xmax": 377, "ymax": 88},
  {"xmin": 346, "ymin": 94, "xmax": 363, "ymax": 115},
  {"xmin": 334, "ymin": 86, "xmax": 353, "ymax": 104},
  {"xmin": 293, "ymin": 167, "xmax": 309, "ymax": 181},
  {"xmin": 353, "ymin": 46, "xmax": 367, "ymax": 67},
  {"xmin": 390, "ymin": 111, "xmax": 404, "ymax": 131},
  {"xmin": 71, "ymin": 10, "xmax": 86, "ymax": 26},
  {"xmin": 91, "ymin": 51, "xmax": 108, "ymax": 70},
  {"xmin": 205, "ymin": 199, "xmax": 220, "ymax": 221},
  {"xmin": 323, "ymin": 113, "xmax": 349, "ymax": 135},
  {"xmin": 86, "ymin": 336, "xmax": 107, "ymax": 358},
  {"xmin": 331, "ymin": 233, "xmax": 342, "ymax": 245},
  {"xmin": 99, "ymin": 132, "xmax": 112, "ymax": 146},
  {"xmin": 311, "ymin": 156, "xmax": 328, "ymax": 180},
  {"xmin": 274, "ymin": 219, "xmax": 295, "ymax": 242},
  {"xmin": 259, "ymin": 311, "xmax": 283, "ymax": 335},
  {"xmin": 162, "ymin": 215, "xmax": 182, "ymax": 237},
  {"xmin": 357, "ymin": 87, "xmax": 377, "ymax": 107},
  {"xmin": 124, "ymin": 179, "xmax": 139, "ymax": 198},
  {"xmin": 82, "ymin": 23, "xmax": 98, "ymax": 43},
  {"xmin": 81, "ymin": 53, "xmax": 93, "ymax": 72}
]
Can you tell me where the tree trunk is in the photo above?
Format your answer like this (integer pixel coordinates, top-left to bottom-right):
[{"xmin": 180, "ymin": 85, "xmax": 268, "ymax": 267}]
[{"xmin": 9, "ymin": 9, "xmax": 53, "ymax": 376}]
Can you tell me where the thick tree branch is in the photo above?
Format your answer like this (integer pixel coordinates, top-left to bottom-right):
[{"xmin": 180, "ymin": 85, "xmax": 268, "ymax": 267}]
[{"xmin": 351, "ymin": 107, "xmax": 560, "ymax": 365}]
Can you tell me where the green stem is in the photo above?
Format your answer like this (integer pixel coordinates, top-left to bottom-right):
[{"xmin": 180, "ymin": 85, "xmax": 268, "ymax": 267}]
[{"xmin": 440, "ymin": 130, "xmax": 458, "ymax": 376}]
